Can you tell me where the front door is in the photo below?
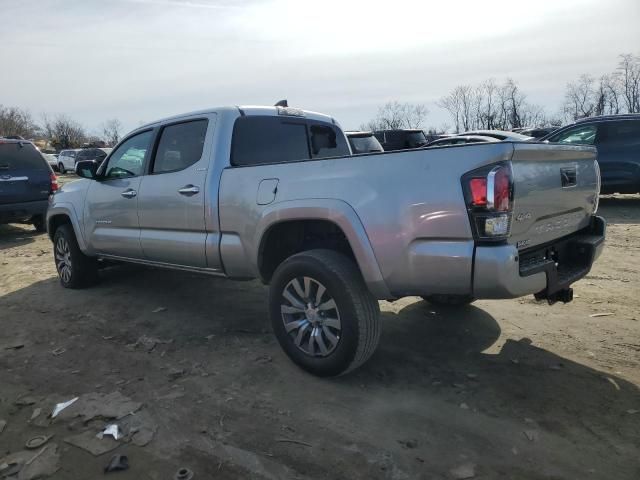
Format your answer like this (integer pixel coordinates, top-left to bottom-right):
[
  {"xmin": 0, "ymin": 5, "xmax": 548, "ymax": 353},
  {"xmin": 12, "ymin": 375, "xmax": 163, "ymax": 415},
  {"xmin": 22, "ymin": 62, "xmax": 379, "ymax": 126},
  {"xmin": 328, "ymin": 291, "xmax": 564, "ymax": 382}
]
[
  {"xmin": 137, "ymin": 118, "xmax": 213, "ymax": 268},
  {"xmin": 84, "ymin": 130, "xmax": 154, "ymax": 258}
]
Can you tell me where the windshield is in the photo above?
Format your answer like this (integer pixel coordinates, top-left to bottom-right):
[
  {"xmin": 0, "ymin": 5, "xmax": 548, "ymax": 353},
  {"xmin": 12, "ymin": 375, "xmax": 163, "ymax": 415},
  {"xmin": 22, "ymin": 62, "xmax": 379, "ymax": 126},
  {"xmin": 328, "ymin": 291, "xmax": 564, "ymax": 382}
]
[
  {"xmin": 405, "ymin": 131, "xmax": 428, "ymax": 147},
  {"xmin": 348, "ymin": 135, "xmax": 384, "ymax": 153}
]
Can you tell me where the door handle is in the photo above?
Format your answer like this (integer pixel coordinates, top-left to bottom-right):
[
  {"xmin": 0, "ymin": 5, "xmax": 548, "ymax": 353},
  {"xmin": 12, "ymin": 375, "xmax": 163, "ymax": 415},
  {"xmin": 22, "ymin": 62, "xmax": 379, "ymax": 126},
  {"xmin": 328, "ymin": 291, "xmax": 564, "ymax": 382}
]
[
  {"xmin": 178, "ymin": 185, "xmax": 200, "ymax": 196},
  {"xmin": 121, "ymin": 189, "xmax": 137, "ymax": 199}
]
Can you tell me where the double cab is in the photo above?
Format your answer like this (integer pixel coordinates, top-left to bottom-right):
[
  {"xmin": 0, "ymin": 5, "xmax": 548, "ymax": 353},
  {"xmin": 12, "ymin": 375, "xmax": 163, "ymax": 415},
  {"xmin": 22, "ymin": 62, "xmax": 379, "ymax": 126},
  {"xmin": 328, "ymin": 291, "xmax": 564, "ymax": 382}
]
[{"xmin": 47, "ymin": 105, "xmax": 605, "ymax": 376}]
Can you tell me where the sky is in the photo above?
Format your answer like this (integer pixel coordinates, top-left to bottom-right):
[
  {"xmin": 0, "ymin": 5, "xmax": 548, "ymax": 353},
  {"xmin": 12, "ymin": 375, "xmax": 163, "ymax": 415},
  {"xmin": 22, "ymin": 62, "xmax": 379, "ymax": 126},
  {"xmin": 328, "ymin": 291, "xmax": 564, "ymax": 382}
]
[{"xmin": 1, "ymin": 0, "xmax": 639, "ymax": 135}]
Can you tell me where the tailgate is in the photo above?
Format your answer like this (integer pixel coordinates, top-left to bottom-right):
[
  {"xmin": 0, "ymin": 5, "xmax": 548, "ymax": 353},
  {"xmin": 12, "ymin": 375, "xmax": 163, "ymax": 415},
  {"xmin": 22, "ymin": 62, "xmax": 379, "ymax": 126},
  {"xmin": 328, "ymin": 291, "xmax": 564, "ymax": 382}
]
[
  {"xmin": 0, "ymin": 143, "xmax": 51, "ymax": 205},
  {"xmin": 509, "ymin": 143, "xmax": 599, "ymax": 250}
]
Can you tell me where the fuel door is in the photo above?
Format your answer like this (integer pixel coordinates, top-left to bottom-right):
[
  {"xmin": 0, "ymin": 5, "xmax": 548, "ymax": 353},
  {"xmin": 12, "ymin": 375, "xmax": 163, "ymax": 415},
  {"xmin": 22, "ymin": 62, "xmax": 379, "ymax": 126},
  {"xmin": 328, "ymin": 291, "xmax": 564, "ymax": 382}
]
[{"xmin": 257, "ymin": 178, "xmax": 279, "ymax": 205}]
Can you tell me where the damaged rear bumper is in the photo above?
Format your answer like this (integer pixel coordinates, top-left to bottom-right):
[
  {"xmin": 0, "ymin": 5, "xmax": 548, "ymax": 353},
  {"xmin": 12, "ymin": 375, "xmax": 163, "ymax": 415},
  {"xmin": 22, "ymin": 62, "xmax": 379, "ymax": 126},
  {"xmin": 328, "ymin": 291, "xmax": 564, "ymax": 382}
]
[{"xmin": 473, "ymin": 216, "xmax": 606, "ymax": 301}]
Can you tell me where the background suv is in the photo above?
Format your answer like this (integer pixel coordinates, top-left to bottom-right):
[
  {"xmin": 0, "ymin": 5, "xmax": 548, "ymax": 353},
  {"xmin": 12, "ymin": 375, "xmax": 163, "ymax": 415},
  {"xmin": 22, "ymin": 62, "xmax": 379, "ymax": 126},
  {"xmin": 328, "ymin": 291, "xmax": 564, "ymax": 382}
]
[
  {"xmin": 542, "ymin": 114, "xmax": 640, "ymax": 194},
  {"xmin": 373, "ymin": 129, "xmax": 429, "ymax": 151},
  {"xmin": 58, "ymin": 148, "xmax": 111, "ymax": 173},
  {"xmin": 345, "ymin": 131, "xmax": 384, "ymax": 153},
  {"xmin": 0, "ymin": 138, "xmax": 58, "ymax": 231}
]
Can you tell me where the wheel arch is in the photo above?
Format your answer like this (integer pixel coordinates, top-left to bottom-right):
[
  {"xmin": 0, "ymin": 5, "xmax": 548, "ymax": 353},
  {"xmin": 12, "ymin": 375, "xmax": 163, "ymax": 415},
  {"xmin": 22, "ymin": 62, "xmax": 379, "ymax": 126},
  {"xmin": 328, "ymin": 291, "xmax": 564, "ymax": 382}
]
[
  {"xmin": 46, "ymin": 204, "xmax": 88, "ymax": 252},
  {"xmin": 254, "ymin": 199, "xmax": 391, "ymax": 299}
]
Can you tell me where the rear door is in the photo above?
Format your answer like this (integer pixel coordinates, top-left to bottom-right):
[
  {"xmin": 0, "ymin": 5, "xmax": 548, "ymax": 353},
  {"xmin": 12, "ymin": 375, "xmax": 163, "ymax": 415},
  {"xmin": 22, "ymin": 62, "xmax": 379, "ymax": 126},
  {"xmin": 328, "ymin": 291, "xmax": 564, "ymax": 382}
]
[
  {"xmin": 0, "ymin": 142, "xmax": 51, "ymax": 205},
  {"xmin": 137, "ymin": 117, "xmax": 214, "ymax": 268}
]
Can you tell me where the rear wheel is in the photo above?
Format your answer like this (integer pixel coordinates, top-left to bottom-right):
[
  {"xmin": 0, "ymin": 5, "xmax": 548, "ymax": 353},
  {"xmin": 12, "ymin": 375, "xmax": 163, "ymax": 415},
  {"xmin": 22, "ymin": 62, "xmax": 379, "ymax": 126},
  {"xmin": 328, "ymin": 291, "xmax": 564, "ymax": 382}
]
[
  {"xmin": 269, "ymin": 249, "xmax": 380, "ymax": 377},
  {"xmin": 53, "ymin": 224, "xmax": 98, "ymax": 288},
  {"xmin": 421, "ymin": 294, "xmax": 475, "ymax": 307}
]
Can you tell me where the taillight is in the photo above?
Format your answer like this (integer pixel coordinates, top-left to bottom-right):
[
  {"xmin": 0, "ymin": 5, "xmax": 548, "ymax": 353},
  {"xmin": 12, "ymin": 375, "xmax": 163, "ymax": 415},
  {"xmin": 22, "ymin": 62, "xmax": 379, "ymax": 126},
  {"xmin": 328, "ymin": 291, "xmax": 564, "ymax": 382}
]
[
  {"xmin": 462, "ymin": 163, "xmax": 513, "ymax": 241},
  {"xmin": 469, "ymin": 178, "xmax": 487, "ymax": 206},
  {"xmin": 50, "ymin": 172, "xmax": 59, "ymax": 193}
]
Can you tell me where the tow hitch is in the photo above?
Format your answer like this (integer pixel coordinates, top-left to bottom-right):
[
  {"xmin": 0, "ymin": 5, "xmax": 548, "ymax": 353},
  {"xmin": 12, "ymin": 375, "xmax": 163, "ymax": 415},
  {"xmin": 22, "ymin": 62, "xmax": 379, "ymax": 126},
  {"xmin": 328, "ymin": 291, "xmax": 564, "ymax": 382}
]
[{"xmin": 535, "ymin": 287, "xmax": 573, "ymax": 305}]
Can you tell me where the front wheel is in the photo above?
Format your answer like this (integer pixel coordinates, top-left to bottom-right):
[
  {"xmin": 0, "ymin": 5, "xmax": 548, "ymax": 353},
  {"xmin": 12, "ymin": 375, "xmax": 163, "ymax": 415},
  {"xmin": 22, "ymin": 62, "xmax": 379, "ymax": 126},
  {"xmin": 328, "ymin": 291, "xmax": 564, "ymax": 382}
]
[
  {"xmin": 58, "ymin": 163, "xmax": 66, "ymax": 174},
  {"xmin": 53, "ymin": 224, "xmax": 98, "ymax": 288},
  {"xmin": 269, "ymin": 249, "xmax": 380, "ymax": 377}
]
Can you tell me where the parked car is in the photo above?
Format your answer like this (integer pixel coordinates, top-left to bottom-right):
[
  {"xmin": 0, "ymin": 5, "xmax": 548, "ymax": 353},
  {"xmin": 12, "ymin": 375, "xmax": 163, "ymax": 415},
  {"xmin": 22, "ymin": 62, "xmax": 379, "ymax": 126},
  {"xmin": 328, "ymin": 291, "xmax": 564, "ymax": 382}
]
[
  {"xmin": 427, "ymin": 135, "xmax": 499, "ymax": 147},
  {"xmin": 345, "ymin": 131, "xmax": 384, "ymax": 153},
  {"xmin": 373, "ymin": 129, "xmax": 428, "ymax": 151},
  {"xmin": 47, "ymin": 105, "xmax": 604, "ymax": 376},
  {"xmin": 1, "ymin": 138, "xmax": 58, "ymax": 231},
  {"xmin": 58, "ymin": 148, "xmax": 111, "ymax": 174},
  {"xmin": 457, "ymin": 130, "xmax": 534, "ymax": 141},
  {"xmin": 541, "ymin": 114, "xmax": 640, "ymax": 194},
  {"xmin": 43, "ymin": 153, "xmax": 59, "ymax": 171},
  {"xmin": 518, "ymin": 127, "xmax": 559, "ymax": 139}
]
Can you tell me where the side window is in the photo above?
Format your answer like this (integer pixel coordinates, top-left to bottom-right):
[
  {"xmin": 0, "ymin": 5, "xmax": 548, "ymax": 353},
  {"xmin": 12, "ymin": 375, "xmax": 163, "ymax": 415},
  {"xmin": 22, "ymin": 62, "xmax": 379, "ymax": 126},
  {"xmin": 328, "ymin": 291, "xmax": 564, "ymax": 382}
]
[
  {"xmin": 309, "ymin": 124, "xmax": 350, "ymax": 159},
  {"xmin": 597, "ymin": 121, "xmax": 640, "ymax": 146},
  {"xmin": 76, "ymin": 150, "xmax": 88, "ymax": 161},
  {"xmin": 103, "ymin": 130, "xmax": 153, "ymax": 179},
  {"xmin": 231, "ymin": 116, "xmax": 310, "ymax": 166},
  {"xmin": 152, "ymin": 119, "xmax": 208, "ymax": 174},
  {"xmin": 550, "ymin": 124, "xmax": 597, "ymax": 145},
  {"xmin": 68, "ymin": 151, "xmax": 76, "ymax": 159}
]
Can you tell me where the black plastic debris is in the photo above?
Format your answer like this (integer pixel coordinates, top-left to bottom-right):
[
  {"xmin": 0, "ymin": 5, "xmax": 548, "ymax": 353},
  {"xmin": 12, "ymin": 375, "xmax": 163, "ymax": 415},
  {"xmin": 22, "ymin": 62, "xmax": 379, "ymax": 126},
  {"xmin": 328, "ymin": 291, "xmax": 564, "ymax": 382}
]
[
  {"xmin": 104, "ymin": 454, "xmax": 129, "ymax": 473},
  {"xmin": 174, "ymin": 467, "xmax": 194, "ymax": 480}
]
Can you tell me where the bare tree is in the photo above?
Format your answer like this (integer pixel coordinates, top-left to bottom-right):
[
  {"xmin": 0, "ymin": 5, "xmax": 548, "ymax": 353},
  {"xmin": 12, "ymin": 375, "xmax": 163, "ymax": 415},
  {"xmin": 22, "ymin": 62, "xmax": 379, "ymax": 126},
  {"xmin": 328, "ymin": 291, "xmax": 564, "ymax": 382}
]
[
  {"xmin": 42, "ymin": 114, "xmax": 87, "ymax": 150},
  {"xmin": 616, "ymin": 53, "xmax": 640, "ymax": 113},
  {"xmin": 102, "ymin": 119, "xmax": 122, "ymax": 146},
  {"xmin": 363, "ymin": 101, "xmax": 429, "ymax": 131},
  {"xmin": 0, "ymin": 105, "xmax": 40, "ymax": 138},
  {"xmin": 563, "ymin": 74, "xmax": 597, "ymax": 120},
  {"xmin": 440, "ymin": 78, "xmax": 546, "ymax": 132}
]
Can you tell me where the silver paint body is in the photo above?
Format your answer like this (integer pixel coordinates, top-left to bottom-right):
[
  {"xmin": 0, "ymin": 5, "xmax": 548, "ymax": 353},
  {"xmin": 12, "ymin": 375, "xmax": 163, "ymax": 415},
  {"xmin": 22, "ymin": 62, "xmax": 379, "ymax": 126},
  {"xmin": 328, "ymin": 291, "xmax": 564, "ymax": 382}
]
[{"xmin": 47, "ymin": 106, "xmax": 603, "ymax": 300}]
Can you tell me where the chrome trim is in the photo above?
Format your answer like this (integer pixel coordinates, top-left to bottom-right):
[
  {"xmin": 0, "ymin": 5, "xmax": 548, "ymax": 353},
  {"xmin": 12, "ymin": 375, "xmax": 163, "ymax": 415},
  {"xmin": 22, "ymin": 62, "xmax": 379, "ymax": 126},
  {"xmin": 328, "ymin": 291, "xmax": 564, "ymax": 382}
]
[
  {"xmin": 120, "ymin": 189, "xmax": 137, "ymax": 199},
  {"xmin": 97, "ymin": 254, "xmax": 226, "ymax": 276},
  {"xmin": 485, "ymin": 166, "xmax": 501, "ymax": 210},
  {"xmin": 0, "ymin": 176, "xmax": 28, "ymax": 182},
  {"xmin": 178, "ymin": 185, "xmax": 200, "ymax": 195}
]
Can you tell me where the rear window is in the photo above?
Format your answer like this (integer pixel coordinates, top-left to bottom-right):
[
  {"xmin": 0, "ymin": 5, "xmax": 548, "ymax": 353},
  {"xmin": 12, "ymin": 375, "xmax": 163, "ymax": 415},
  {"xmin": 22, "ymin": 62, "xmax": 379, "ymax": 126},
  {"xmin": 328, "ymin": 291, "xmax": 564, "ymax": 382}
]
[
  {"xmin": 309, "ymin": 124, "xmax": 350, "ymax": 159},
  {"xmin": 348, "ymin": 135, "xmax": 383, "ymax": 153},
  {"xmin": 0, "ymin": 142, "xmax": 48, "ymax": 171},
  {"xmin": 404, "ymin": 131, "xmax": 428, "ymax": 147},
  {"xmin": 230, "ymin": 116, "xmax": 308, "ymax": 166}
]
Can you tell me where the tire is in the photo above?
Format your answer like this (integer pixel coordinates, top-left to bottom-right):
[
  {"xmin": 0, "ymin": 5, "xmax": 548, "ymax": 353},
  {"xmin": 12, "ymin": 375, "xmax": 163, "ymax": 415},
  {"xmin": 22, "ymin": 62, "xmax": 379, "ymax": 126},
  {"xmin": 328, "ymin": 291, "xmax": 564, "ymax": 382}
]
[
  {"xmin": 32, "ymin": 215, "xmax": 46, "ymax": 233},
  {"xmin": 421, "ymin": 294, "xmax": 475, "ymax": 307},
  {"xmin": 58, "ymin": 163, "xmax": 65, "ymax": 174},
  {"xmin": 269, "ymin": 249, "xmax": 380, "ymax": 377},
  {"xmin": 53, "ymin": 224, "xmax": 98, "ymax": 288}
]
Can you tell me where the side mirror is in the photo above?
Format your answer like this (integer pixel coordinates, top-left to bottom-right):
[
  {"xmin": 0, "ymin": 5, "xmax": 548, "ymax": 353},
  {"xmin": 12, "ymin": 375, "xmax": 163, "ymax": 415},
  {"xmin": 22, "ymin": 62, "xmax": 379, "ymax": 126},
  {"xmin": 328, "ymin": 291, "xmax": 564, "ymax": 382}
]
[{"xmin": 75, "ymin": 160, "xmax": 98, "ymax": 179}]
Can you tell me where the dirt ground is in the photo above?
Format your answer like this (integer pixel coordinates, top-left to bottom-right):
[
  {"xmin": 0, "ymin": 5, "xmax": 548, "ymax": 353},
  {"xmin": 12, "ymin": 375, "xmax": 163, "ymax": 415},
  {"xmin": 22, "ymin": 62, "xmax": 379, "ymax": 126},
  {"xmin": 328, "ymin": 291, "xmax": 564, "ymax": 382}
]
[{"xmin": 1, "ymin": 176, "xmax": 639, "ymax": 479}]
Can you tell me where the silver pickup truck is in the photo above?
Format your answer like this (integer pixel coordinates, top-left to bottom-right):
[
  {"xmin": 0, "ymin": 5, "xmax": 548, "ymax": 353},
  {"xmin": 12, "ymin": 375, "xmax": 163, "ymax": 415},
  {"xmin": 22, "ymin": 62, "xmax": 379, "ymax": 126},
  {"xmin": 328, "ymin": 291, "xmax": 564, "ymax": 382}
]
[{"xmin": 46, "ymin": 105, "xmax": 605, "ymax": 376}]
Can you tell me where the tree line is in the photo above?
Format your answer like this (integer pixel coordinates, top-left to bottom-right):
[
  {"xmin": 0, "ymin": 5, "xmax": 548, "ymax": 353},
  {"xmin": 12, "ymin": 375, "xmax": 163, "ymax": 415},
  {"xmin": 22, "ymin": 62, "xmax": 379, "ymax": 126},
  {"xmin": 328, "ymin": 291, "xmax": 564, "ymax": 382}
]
[
  {"xmin": 364, "ymin": 53, "xmax": 639, "ymax": 134},
  {"xmin": 0, "ymin": 106, "xmax": 122, "ymax": 150},
  {"xmin": 2, "ymin": 53, "xmax": 638, "ymax": 144}
]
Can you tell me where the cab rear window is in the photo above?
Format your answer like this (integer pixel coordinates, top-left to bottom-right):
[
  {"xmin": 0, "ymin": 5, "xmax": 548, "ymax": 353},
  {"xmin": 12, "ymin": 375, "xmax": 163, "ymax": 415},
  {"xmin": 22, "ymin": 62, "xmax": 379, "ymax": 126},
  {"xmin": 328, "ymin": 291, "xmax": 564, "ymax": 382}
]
[
  {"xmin": 231, "ymin": 116, "xmax": 349, "ymax": 166},
  {"xmin": 0, "ymin": 142, "xmax": 48, "ymax": 171}
]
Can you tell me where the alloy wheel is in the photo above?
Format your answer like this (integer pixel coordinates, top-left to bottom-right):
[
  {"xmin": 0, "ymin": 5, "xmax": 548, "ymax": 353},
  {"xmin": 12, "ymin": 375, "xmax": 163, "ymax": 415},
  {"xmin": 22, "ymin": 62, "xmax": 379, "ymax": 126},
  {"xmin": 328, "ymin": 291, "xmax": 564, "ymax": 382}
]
[
  {"xmin": 55, "ymin": 236, "xmax": 72, "ymax": 283},
  {"xmin": 280, "ymin": 276, "xmax": 341, "ymax": 357}
]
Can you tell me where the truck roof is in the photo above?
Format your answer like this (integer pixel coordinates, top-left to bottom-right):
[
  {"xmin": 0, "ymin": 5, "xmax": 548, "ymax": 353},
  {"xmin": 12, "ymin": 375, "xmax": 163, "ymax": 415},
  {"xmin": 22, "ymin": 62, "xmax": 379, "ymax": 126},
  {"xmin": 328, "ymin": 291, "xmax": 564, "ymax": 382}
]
[{"xmin": 137, "ymin": 105, "xmax": 337, "ymax": 131}]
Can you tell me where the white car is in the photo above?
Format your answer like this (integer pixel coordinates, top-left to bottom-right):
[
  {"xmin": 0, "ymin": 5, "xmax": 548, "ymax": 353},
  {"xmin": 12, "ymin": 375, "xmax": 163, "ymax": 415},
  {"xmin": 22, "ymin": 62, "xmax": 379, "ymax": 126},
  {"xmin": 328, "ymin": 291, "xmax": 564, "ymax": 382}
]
[
  {"xmin": 42, "ymin": 153, "xmax": 59, "ymax": 171},
  {"xmin": 57, "ymin": 148, "xmax": 111, "ymax": 174},
  {"xmin": 456, "ymin": 130, "xmax": 534, "ymax": 141}
]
